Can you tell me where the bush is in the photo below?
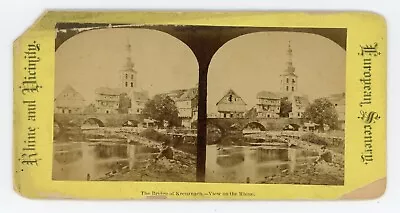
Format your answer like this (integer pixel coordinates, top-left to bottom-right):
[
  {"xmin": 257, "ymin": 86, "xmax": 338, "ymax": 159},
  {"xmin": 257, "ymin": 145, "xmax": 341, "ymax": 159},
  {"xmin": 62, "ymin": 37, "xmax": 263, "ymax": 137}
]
[
  {"xmin": 300, "ymin": 133, "xmax": 328, "ymax": 146},
  {"xmin": 139, "ymin": 128, "xmax": 171, "ymax": 144}
]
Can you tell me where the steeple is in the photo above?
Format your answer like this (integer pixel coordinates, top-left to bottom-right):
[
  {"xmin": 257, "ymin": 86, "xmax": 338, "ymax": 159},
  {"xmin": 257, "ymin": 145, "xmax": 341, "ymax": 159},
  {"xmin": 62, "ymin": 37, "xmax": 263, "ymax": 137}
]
[
  {"xmin": 121, "ymin": 39, "xmax": 137, "ymax": 89},
  {"xmin": 285, "ymin": 41, "xmax": 296, "ymax": 74},
  {"xmin": 123, "ymin": 40, "xmax": 136, "ymax": 73},
  {"xmin": 280, "ymin": 41, "xmax": 298, "ymax": 93}
]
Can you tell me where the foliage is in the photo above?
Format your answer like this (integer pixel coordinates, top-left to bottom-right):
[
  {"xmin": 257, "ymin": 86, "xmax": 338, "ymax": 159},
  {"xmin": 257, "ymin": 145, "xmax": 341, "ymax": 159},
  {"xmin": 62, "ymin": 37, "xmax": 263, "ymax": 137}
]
[
  {"xmin": 244, "ymin": 107, "xmax": 258, "ymax": 119},
  {"xmin": 83, "ymin": 103, "xmax": 97, "ymax": 114},
  {"xmin": 118, "ymin": 93, "xmax": 131, "ymax": 114},
  {"xmin": 142, "ymin": 95, "xmax": 181, "ymax": 127},
  {"xmin": 300, "ymin": 132, "xmax": 328, "ymax": 146},
  {"xmin": 139, "ymin": 128, "xmax": 197, "ymax": 155},
  {"xmin": 139, "ymin": 128, "xmax": 172, "ymax": 144},
  {"xmin": 279, "ymin": 97, "xmax": 292, "ymax": 117},
  {"xmin": 303, "ymin": 98, "xmax": 339, "ymax": 130}
]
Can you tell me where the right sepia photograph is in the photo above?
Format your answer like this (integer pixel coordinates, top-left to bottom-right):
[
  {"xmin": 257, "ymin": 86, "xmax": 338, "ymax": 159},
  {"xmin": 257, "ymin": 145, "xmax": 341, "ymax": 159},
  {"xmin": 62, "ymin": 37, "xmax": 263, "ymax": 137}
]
[{"xmin": 206, "ymin": 31, "xmax": 346, "ymax": 185}]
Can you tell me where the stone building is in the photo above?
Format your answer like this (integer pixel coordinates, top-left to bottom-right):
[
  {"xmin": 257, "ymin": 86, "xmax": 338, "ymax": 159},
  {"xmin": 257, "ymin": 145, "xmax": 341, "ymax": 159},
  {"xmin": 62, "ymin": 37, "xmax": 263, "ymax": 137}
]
[
  {"xmin": 94, "ymin": 87, "xmax": 120, "ymax": 114},
  {"xmin": 54, "ymin": 85, "xmax": 85, "ymax": 114},
  {"xmin": 288, "ymin": 94, "xmax": 310, "ymax": 119},
  {"xmin": 94, "ymin": 41, "xmax": 149, "ymax": 115},
  {"xmin": 175, "ymin": 87, "xmax": 198, "ymax": 128},
  {"xmin": 216, "ymin": 89, "xmax": 247, "ymax": 118},
  {"xmin": 255, "ymin": 91, "xmax": 281, "ymax": 118},
  {"xmin": 326, "ymin": 92, "xmax": 345, "ymax": 130}
]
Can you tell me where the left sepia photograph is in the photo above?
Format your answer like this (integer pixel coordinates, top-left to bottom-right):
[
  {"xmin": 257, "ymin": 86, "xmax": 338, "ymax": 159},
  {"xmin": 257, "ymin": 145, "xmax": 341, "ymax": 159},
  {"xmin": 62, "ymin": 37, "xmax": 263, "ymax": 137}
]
[{"xmin": 53, "ymin": 25, "xmax": 199, "ymax": 182}]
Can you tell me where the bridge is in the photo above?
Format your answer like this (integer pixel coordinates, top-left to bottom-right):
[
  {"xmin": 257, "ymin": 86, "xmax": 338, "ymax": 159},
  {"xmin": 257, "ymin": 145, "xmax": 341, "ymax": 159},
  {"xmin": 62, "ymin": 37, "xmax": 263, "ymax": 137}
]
[
  {"xmin": 207, "ymin": 117, "xmax": 302, "ymax": 135},
  {"xmin": 54, "ymin": 113, "xmax": 143, "ymax": 134}
]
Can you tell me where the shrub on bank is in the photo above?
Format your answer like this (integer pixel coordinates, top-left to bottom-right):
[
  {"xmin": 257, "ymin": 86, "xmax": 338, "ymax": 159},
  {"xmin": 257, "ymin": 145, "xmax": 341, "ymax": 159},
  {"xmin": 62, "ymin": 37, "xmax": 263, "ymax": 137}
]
[
  {"xmin": 139, "ymin": 128, "xmax": 171, "ymax": 144},
  {"xmin": 300, "ymin": 132, "xmax": 328, "ymax": 146}
]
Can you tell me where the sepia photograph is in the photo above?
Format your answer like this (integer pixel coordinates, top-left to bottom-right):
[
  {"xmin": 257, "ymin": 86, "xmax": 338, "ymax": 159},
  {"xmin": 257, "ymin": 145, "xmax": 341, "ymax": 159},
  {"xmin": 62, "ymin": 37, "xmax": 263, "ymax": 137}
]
[
  {"xmin": 52, "ymin": 24, "xmax": 346, "ymax": 185},
  {"xmin": 205, "ymin": 31, "xmax": 346, "ymax": 185},
  {"xmin": 53, "ymin": 26, "xmax": 199, "ymax": 182}
]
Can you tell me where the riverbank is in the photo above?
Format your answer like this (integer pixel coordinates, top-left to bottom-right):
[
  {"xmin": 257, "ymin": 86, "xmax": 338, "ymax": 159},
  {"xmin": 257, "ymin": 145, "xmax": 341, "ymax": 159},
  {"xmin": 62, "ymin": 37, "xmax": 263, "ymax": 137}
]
[
  {"xmin": 258, "ymin": 161, "xmax": 344, "ymax": 185},
  {"xmin": 96, "ymin": 133, "xmax": 197, "ymax": 182}
]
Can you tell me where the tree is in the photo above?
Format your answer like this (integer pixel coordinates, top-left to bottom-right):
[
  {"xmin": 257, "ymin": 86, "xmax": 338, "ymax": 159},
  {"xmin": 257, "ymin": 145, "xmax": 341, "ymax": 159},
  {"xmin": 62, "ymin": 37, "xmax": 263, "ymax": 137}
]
[
  {"xmin": 83, "ymin": 103, "xmax": 97, "ymax": 114},
  {"xmin": 303, "ymin": 98, "xmax": 339, "ymax": 131},
  {"xmin": 118, "ymin": 93, "xmax": 131, "ymax": 114},
  {"xmin": 279, "ymin": 97, "xmax": 292, "ymax": 117},
  {"xmin": 142, "ymin": 95, "xmax": 181, "ymax": 128}
]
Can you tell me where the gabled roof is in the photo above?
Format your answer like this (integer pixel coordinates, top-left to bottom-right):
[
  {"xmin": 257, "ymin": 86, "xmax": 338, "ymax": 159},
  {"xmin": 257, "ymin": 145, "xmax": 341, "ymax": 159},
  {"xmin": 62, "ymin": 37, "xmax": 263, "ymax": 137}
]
[
  {"xmin": 55, "ymin": 85, "xmax": 85, "ymax": 108},
  {"xmin": 95, "ymin": 87, "xmax": 120, "ymax": 96},
  {"xmin": 95, "ymin": 87, "xmax": 150, "ymax": 102},
  {"xmin": 158, "ymin": 89, "xmax": 187, "ymax": 100},
  {"xmin": 216, "ymin": 89, "xmax": 247, "ymax": 106},
  {"xmin": 256, "ymin": 91, "xmax": 280, "ymax": 99},
  {"xmin": 177, "ymin": 88, "xmax": 197, "ymax": 101},
  {"xmin": 327, "ymin": 92, "xmax": 345, "ymax": 104},
  {"xmin": 55, "ymin": 85, "xmax": 85, "ymax": 101}
]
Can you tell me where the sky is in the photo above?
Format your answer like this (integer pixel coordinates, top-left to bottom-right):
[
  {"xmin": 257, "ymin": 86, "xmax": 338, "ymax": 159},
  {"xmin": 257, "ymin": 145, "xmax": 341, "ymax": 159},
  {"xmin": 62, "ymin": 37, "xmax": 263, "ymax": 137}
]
[
  {"xmin": 55, "ymin": 28, "xmax": 345, "ymax": 114},
  {"xmin": 55, "ymin": 28, "xmax": 199, "ymax": 103},
  {"xmin": 207, "ymin": 32, "xmax": 345, "ymax": 114}
]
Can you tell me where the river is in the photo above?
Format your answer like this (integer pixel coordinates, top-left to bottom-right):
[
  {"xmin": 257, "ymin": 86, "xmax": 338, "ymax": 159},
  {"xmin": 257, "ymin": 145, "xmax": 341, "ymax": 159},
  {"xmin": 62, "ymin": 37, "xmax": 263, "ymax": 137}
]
[
  {"xmin": 52, "ymin": 141, "xmax": 159, "ymax": 181},
  {"xmin": 205, "ymin": 144, "xmax": 320, "ymax": 183}
]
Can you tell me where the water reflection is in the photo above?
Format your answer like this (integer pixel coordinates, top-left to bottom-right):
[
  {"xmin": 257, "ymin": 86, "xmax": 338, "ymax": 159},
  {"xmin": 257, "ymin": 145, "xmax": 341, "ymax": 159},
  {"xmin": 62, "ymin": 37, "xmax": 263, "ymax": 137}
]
[
  {"xmin": 205, "ymin": 145, "xmax": 319, "ymax": 183},
  {"xmin": 52, "ymin": 142, "xmax": 158, "ymax": 180}
]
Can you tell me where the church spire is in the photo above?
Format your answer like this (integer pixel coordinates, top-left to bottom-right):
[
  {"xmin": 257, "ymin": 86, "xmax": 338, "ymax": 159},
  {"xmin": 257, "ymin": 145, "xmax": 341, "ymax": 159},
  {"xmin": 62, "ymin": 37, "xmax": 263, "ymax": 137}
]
[
  {"xmin": 121, "ymin": 38, "xmax": 137, "ymax": 89},
  {"xmin": 124, "ymin": 39, "xmax": 136, "ymax": 72},
  {"xmin": 285, "ymin": 41, "xmax": 295, "ymax": 74},
  {"xmin": 280, "ymin": 40, "xmax": 298, "ymax": 93},
  {"xmin": 287, "ymin": 41, "xmax": 293, "ymax": 66}
]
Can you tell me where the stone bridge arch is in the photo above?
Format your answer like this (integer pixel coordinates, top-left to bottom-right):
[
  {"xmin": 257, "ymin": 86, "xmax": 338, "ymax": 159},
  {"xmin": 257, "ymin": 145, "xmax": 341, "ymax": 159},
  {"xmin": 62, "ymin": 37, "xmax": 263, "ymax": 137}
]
[
  {"xmin": 242, "ymin": 121, "xmax": 267, "ymax": 131},
  {"xmin": 82, "ymin": 117, "xmax": 105, "ymax": 127}
]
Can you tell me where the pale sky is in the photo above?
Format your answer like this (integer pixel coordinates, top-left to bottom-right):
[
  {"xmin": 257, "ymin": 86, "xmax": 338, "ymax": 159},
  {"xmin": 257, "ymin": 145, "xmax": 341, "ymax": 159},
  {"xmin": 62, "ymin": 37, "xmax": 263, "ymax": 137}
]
[
  {"xmin": 55, "ymin": 28, "xmax": 199, "ymax": 103},
  {"xmin": 55, "ymin": 28, "xmax": 345, "ymax": 114},
  {"xmin": 207, "ymin": 32, "xmax": 345, "ymax": 114}
]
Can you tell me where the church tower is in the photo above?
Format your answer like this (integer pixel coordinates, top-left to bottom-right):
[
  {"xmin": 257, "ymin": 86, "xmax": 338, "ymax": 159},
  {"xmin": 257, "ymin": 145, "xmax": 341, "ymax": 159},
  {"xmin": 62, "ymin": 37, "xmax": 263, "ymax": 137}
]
[
  {"xmin": 120, "ymin": 40, "xmax": 137, "ymax": 90},
  {"xmin": 280, "ymin": 41, "xmax": 298, "ymax": 94}
]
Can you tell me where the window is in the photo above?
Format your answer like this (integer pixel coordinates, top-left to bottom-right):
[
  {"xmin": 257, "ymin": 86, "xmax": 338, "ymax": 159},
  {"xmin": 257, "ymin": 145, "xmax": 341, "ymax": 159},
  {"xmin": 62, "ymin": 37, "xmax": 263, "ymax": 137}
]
[
  {"xmin": 125, "ymin": 82, "xmax": 128, "ymax": 87},
  {"xmin": 131, "ymin": 82, "xmax": 134, "ymax": 87},
  {"xmin": 286, "ymin": 78, "xmax": 289, "ymax": 83},
  {"xmin": 228, "ymin": 95, "xmax": 233, "ymax": 102},
  {"xmin": 224, "ymin": 113, "xmax": 227, "ymax": 118},
  {"xmin": 68, "ymin": 109, "xmax": 72, "ymax": 114},
  {"xmin": 286, "ymin": 86, "xmax": 289, "ymax": 91},
  {"xmin": 131, "ymin": 74, "xmax": 134, "ymax": 80},
  {"xmin": 292, "ymin": 86, "xmax": 294, "ymax": 91},
  {"xmin": 125, "ymin": 74, "xmax": 128, "ymax": 79},
  {"xmin": 267, "ymin": 114, "xmax": 270, "ymax": 118},
  {"xmin": 298, "ymin": 112, "xmax": 301, "ymax": 117},
  {"xmin": 106, "ymin": 110, "xmax": 109, "ymax": 114},
  {"xmin": 292, "ymin": 79, "xmax": 295, "ymax": 83}
]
